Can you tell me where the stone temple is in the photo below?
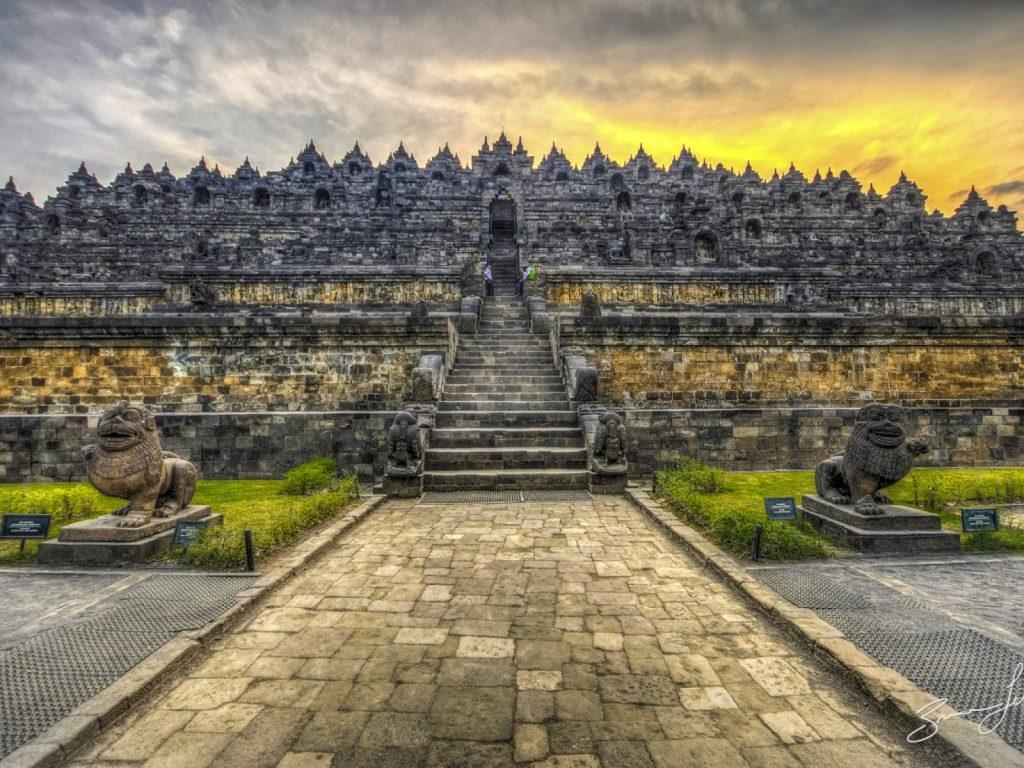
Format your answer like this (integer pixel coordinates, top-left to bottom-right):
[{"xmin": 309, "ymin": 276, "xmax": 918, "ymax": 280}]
[{"xmin": 1, "ymin": 133, "xmax": 1022, "ymax": 487}]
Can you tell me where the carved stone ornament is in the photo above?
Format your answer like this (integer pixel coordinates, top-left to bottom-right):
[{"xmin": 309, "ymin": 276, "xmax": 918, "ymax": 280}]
[
  {"xmin": 592, "ymin": 410, "xmax": 628, "ymax": 475},
  {"xmin": 83, "ymin": 400, "xmax": 198, "ymax": 528},
  {"xmin": 814, "ymin": 403, "xmax": 928, "ymax": 515},
  {"xmin": 386, "ymin": 410, "xmax": 422, "ymax": 476}
]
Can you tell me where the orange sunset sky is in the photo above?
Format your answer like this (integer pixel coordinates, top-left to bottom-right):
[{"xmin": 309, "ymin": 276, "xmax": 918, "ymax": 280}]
[{"xmin": 1, "ymin": 0, "xmax": 1022, "ymax": 217}]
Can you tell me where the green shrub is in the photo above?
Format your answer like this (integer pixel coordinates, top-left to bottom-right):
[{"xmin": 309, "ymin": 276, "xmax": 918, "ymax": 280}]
[
  {"xmin": 656, "ymin": 460, "xmax": 826, "ymax": 561},
  {"xmin": 179, "ymin": 475, "xmax": 360, "ymax": 569},
  {"xmin": 281, "ymin": 456, "xmax": 339, "ymax": 495},
  {"xmin": 11, "ymin": 486, "xmax": 99, "ymax": 525},
  {"xmin": 664, "ymin": 456, "xmax": 729, "ymax": 494}
]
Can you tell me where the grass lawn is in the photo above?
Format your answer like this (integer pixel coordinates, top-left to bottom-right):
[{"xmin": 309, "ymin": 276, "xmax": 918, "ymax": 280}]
[
  {"xmin": 656, "ymin": 461, "xmax": 1024, "ymax": 562},
  {"xmin": 0, "ymin": 475, "xmax": 360, "ymax": 569}
]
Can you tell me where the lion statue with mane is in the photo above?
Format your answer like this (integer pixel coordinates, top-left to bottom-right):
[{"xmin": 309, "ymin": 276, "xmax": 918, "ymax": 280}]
[
  {"xmin": 815, "ymin": 403, "xmax": 928, "ymax": 516},
  {"xmin": 83, "ymin": 401, "xmax": 198, "ymax": 528}
]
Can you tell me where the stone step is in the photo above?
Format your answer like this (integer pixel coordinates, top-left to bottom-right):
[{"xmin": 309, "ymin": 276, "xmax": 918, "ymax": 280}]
[
  {"xmin": 434, "ymin": 410, "xmax": 580, "ymax": 428},
  {"xmin": 454, "ymin": 368, "xmax": 561, "ymax": 376},
  {"xmin": 442, "ymin": 387, "xmax": 569, "ymax": 399},
  {"xmin": 422, "ymin": 469, "xmax": 590, "ymax": 491},
  {"xmin": 458, "ymin": 348, "xmax": 550, "ymax": 357},
  {"xmin": 460, "ymin": 339, "xmax": 548, "ymax": 347},
  {"xmin": 431, "ymin": 427, "xmax": 582, "ymax": 448},
  {"xmin": 445, "ymin": 374, "xmax": 564, "ymax": 385},
  {"xmin": 438, "ymin": 399, "xmax": 569, "ymax": 411},
  {"xmin": 443, "ymin": 383, "xmax": 567, "ymax": 395},
  {"xmin": 454, "ymin": 360, "xmax": 552, "ymax": 368},
  {"xmin": 425, "ymin": 447, "xmax": 588, "ymax": 471},
  {"xmin": 458, "ymin": 350, "xmax": 549, "ymax": 358}
]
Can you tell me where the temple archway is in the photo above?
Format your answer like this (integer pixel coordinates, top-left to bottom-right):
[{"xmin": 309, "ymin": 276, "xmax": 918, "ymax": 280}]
[
  {"xmin": 489, "ymin": 193, "xmax": 516, "ymax": 242},
  {"xmin": 694, "ymin": 231, "xmax": 718, "ymax": 264},
  {"xmin": 976, "ymin": 250, "xmax": 998, "ymax": 277}
]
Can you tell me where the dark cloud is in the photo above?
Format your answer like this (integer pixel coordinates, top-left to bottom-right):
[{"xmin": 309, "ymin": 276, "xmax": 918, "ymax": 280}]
[
  {"xmin": 0, "ymin": 0, "xmax": 1021, "ymax": 203},
  {"xmin": 853, "ymin": 156, "xmax": 896, "ymax": 176},
  {"xmin": 987, "ymin": 180, "xmax": 1024, "ymax": 195}
]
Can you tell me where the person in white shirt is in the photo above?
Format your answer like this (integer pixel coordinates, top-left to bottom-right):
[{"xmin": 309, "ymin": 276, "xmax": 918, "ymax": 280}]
[{"xmin": 484, "ymin": 264, "xmax": 494, "ymax": 296}]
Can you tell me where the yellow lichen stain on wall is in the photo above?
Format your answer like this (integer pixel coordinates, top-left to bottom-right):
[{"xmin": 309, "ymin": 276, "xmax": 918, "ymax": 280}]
[
  {"xmin": 587, "ymin": 345, "xmax": 1024, "ymax": 406},
  {"xmin": 0, "ymin": 344, "xmax": 427, "ymax": 413},
  {"xmin": 546, "ymin": 281, "xmax": 780, "ymax": 307}
]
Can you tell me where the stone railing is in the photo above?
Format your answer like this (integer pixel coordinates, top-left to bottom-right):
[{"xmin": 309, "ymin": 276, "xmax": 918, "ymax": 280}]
[
  {"xmin": 525, "ymin": 296, "xmax": 550, "ymax": 335},
  {"xmin": 559, "ymin": 346, "xmax": 599, "ymax": 404},
  {"xmin": 459, "ymin": 295, "xmax": 482, "ymax": 333},
  {"xmin": 410, "ymin": 354, "xmax": 447, "ymax": 402},
  {"xmin": 579, "ymin": 405, "xmax": 629, "ymax": 493},
  {"xmin": 383, "ymin": 404, "xmax": 436, "ymax": 497}
]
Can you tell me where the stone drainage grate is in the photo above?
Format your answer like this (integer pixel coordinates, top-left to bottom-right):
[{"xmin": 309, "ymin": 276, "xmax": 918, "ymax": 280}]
[
  {"xmin": 754, "ymin": 569, "xmax": 873, "ymax": 609},
  {"xmin": 419, "ymin": 490, "xmax": 591, "ymax": 504},
  {"xmin": 757, "ymin": 567, "xmax": 1024, "ymax": 751},
  {"xmin": 0, "ymin": 574, "xmax": 257, "ymax": 758}
]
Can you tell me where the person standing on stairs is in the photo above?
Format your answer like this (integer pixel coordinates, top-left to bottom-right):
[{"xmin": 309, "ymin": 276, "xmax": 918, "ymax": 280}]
[
  {"xmin": 516, "ymin": 265, "xmax": 530, "ymax": 296},
  {"xmin": 484, "ymin": 263, "xmax": 494, "ymax": 297}
]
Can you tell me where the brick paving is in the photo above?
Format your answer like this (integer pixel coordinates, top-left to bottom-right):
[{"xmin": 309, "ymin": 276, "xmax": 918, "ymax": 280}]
[{"xmin": 67, "ymin": 496, "xmax": 961, "ymax": 768}]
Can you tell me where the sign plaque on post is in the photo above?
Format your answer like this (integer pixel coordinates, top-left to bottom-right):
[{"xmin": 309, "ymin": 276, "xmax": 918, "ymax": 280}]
[
  {"xmin": 764, "ymin": 497, "xmax": 797, "ymax": 521},
  {"xmin": 1, "ymin": 513, "xmax": 53, "ymax": 553},
  {"xmin": 961, "ymin": 508, "xmax": 999, "ymax": 533},
  {"xmin": 172, "ymin": 519, "xmax": 209, "ymax": 547}
]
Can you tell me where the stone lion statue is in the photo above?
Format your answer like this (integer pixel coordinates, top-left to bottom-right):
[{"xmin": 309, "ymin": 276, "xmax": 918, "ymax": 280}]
[
  {"xmin": 593, "ymin": 411, "xmax": 628, "ymax": 473},
  {"xmin": 387, "ymin": 411, "xmax": 421, "ymax": 476},
  {"xmin": 815, "ymin": 403, "xmax": 928, "ymax": 515},
  {"xmin": 83, "ymin": 401, "xmax": 198, "ymax": 528}
]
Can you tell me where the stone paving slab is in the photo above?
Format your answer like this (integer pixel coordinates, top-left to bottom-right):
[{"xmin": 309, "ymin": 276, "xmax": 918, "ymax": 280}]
[
  {"xmin": 751, "ymin": 555, "xmax": 1024, "ymax": 753},
  {"xmin": 0, "ymin": 572, "xmax": 258, "ymax": 760},
  {"xmin": 61, "ymin": 497, "xmax": 965, "ymax": 768}
]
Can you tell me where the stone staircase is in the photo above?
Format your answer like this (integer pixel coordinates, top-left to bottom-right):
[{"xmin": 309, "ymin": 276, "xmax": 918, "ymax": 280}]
[{"xmin": 423, "ymin": 245, "xmax": 588, "ymax": 491}]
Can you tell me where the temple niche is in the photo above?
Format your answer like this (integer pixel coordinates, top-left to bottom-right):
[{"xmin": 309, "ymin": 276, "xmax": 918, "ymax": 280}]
[{"xmin": 0, "ymin": 135, "xmax": 1018, "ymax": 294}]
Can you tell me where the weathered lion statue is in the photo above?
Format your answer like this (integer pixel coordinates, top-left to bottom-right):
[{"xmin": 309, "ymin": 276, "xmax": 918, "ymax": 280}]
[
  {"xmin": 592, "ymin": 411, "xmax": 628, "ymax": 474},
  {"xmin": 386, "ymin": 410, "xmax": 422, "ymax": 476},
  {"xmin": 815, "ymin": 403, "xmax": 928, "ymax": 515},
  {"xmin": 83, "ymin": 401, "xmax": 198, "ymax": 528}
]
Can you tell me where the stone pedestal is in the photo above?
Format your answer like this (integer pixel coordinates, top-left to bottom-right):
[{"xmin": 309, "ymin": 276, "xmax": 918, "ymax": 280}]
[
  {"xmin": 800, "ymin": 494, "xmax": 959, "ymax": 554},
  {"xmin": 37, "ymin": 505, "xmax": 221, "ymax": 565},
  {"xmin": 589, "ymin": 471, "xmax": 627, "ymax": 495},
  {"xmin": 384, "ymin": 473, "xmax": 422, "ymax": 498}
]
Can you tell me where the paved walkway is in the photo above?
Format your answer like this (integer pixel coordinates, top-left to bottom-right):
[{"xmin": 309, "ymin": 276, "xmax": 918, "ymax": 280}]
[
  {"xmin": 0, "ymin": 571, "xmax": 257, "ymax": 759},
  {"xmin": 68, "ymin": 497, "xmax": 960, "ymax": 768},
  {"xmin": 752, "ymin": 555, "xmax": 1024, "ymax": 752}
]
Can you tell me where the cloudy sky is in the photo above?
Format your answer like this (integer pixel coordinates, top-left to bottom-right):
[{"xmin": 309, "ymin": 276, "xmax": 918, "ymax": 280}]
[{"xmin": 1, "ymin": 0, "xmax": 1022, "ymax": 214}]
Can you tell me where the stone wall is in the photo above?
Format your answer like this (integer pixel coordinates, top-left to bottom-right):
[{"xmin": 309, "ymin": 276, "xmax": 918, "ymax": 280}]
[
  {"xmin": 0, "ymin": 313, "xmax": 454, "ymax": 413},
  {"xmin": 625, "ymin": 406, "xmax": 1024, "ymax": 478},
  {"xmin": 0, "ymin": 411, "xmax": 394, "ymax": 483},
  {"xmin": 541, "ymin": 270, "xmax": 1024, "ymax": 316},
  {"xmin": 557, "ymin": 313, "xmax": 1024, "ymax": 407},
  {"xmin": 3, "ymin": 406, "xmax": 1019, "ymax": 485},
  {"xmin": 0, "ymin": 267, "xmax": 464, "ymax": 316},
  {"xmin": 544, "ymin": 272, "xmax": 792, "ymax": 308}
]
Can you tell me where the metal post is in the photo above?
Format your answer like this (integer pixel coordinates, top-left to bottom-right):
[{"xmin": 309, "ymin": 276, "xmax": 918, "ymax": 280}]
[
  {"xmin": 19, "ymin": 538, "xmax": 26, "ymax": 554},
  {"xmin": 243, "ymin": 529, "xmax": 255, "ymax": 572},
  {"xmin": 750, "ymin": 524, "xmax": 764, "ymax": 561}
]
